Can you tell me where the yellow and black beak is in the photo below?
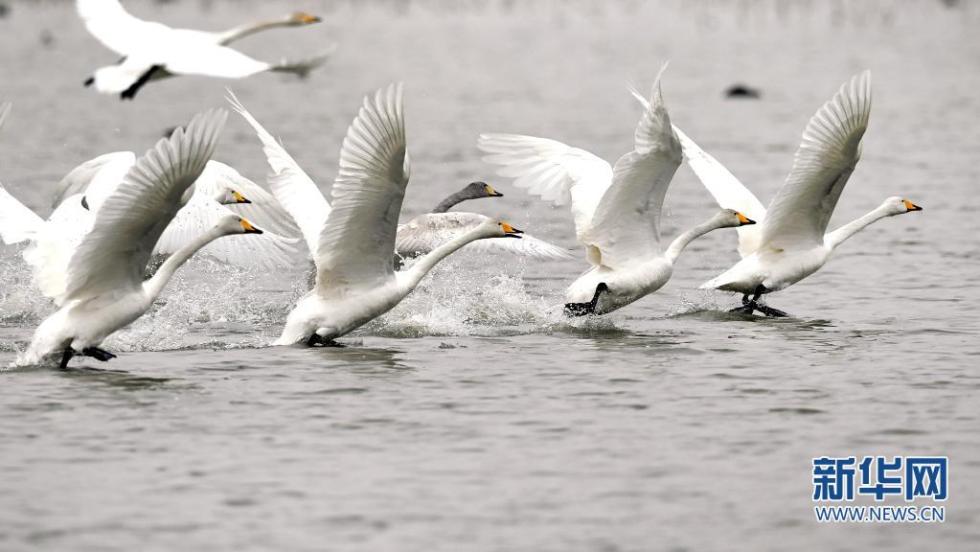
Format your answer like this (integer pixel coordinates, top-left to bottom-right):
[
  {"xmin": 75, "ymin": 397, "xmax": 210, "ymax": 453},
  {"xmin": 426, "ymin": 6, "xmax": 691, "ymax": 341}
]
[
  {"xmin": 736, "ymin": 211, "xmax": 756, "ymax": 226},
  {"xmin": 297, "ymin": 12, "xmax": 322, "ymax": 24},
  {"xmin": 232, "ymin": 190, "xmax": 252, "ymax": 204},
  {"xmin": 903, "ymin": 199, "xmax": 923, "ymax": 212},
  {"xmin": 500, "ymin": 221, "xmax": 524, "ymax": 238},
  {"xmin": 240, "ymin": 219, "xmax": 263, "ymax": 235},
  {"xmin": 485, "ymin": 184, "xmax": 503, "ymax": 198}
]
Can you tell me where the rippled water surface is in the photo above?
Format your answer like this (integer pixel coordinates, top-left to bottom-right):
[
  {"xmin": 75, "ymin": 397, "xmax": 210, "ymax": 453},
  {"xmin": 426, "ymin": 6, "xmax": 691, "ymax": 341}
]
[{"xmin": 1, "ymin": 1, "xmax": 979, "ymax": 550}]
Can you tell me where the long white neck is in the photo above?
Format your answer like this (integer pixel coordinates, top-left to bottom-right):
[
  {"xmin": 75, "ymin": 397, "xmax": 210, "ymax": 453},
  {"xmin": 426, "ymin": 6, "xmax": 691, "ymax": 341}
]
[
  {"xmin": 142, "ymin": 226, "xmax": 229, "ymax": 300},
  {"xmin": 665, "ymin": 217, "xmax": 726, "ymax": 264},
  {"xmin": 399, "ymin": 228, "xmax": 492, "ymax": 290},
  {"xmin": 824, "ymin": 204, "xmax": 893, "ymax": 251},
  {"xmin": 216, "ymin": 19, "xmax": 290, "ymax": 45}
]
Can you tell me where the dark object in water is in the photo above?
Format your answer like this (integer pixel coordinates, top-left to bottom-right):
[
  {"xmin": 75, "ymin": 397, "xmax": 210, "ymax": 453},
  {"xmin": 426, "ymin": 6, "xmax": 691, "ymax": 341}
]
[{"xmin": 725, "ymin": 84, "xmax": 761, "ymax": 99}]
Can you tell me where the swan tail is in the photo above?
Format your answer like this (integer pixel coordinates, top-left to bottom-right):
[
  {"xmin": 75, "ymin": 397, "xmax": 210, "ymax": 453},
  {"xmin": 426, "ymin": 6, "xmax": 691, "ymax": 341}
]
[{"xmin": 271, "ymin": 46, "xmax": 335, "ymax": 79}]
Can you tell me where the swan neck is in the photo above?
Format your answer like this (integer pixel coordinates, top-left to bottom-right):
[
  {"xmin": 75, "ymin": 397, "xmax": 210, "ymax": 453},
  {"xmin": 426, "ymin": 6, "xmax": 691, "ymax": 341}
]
[
  {"xmin": 401, "ymin": 228, "xmax": 488, "ymax": 288},
  {"xmin": 216, "ymin": 19, "xmax": 288, "ymax": 45},
  {"xmin": 431, "ymin": 190, "xmax": 469, "ymax": 213},
  {"xmin": 824, "ymin": 205, "xmax": 891, "ymax": 250},
  {"xmin": 665, "ymin": 218, "xmax": 720, "ymax": 264},
  {"xmin": 143, "ymin": 226, "xmax": 227, "ymax": 300}
]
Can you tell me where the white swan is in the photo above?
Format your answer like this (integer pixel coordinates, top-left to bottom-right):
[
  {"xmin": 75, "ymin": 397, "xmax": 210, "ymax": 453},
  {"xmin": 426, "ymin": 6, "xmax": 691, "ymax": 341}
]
[
  {"xmin": 1, "ymin": 151, "xmax": 298, "ymax": 271},
  {"xmin": 228, "ymin": 84, "xmax": 525, "ymax": 345},
  {"xmin": 478, "ymin": 67, "xmax": 756, "ymax": 315},
  {"xmin": 225, "ymin": 89, "xmax": 567, "ymax": 265},
  {"xmin": 17, "ymin": 110, "xmax": 269, "ymax": 369},
  {"xmin": 674, "ymin": 71, "xmax": 922, "ymax": 316},
  {"xmin": 77, "ymin": 0, "xmax": 329, "ymax": 99}
]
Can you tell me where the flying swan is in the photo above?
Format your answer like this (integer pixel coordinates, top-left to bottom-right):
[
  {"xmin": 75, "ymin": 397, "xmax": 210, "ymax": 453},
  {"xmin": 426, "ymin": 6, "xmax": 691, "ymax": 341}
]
[
  {"xmin": 674, "ymin": 70, "xmax": 922, "ymax": 316},
  {"xmin": 229, "ymin": 84, "xmax": 526, "ymax": 345},
  {"xmin": 479, "ymin": 66, "xmax": 756, "ymax": 316},
  {"xmin": 16, "ymin": 110, "xmax": 273, "ymax": 368},
  {"xmin": 77, "ymin": 0, "xmax": 328, "ymax": 99}
]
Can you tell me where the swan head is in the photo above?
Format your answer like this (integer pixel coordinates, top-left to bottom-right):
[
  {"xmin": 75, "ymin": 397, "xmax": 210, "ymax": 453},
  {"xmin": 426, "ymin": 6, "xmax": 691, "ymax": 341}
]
[
  {"xmin": 464, "ymin": 181, "xmax": 503, "ymax": 199},
  {"xmin": 883, "ymin": 196, "xmax": 923, "ymax": 215},
  {"xmin": 287, "ymin": 12, "xmax": 322, "ymax": 25},
  {"xmin": 213, "ymin": 187, "xmax": 252, "ymax": 205},
  {"xmin": 714, "ymin": 208, "xmax": 757, "ymax": 227},
  {"xmin": 217, "ymin": 214, "xmax": 264, "ymax": 235}
]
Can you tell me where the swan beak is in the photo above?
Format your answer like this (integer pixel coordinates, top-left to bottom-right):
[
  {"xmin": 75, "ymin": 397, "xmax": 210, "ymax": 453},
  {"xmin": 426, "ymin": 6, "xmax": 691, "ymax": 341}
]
[
  {"xmin": 500, "ymin": 222, "xmax": 524, "ymax": 238},
  {"xmin": 903, "ymin": 199, "xmax": 923, "ymax": 212},
  {"xmin": 232, "ymin": 191, "xmax": 252, "ymax": 204},
  {"xmin": 736, "ymin": 211, "xmax": 756, "ymax": 225},
  {"xmin": 240, "ymin": 219, "xmax": 263, "ymax": 234},
  {"xmin": 297, "ymin": 13, "xmax": 322, "ymax": 24},
  {"xmin": 485, "ymin": 184, "xmax": 503, "ymax": 197}
]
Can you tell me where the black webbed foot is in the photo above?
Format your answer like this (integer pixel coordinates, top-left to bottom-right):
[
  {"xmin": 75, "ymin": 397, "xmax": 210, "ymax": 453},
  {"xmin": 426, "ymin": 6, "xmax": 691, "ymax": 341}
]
[
  {"xmin": 81, "ymin": 347, "xmax": 117, "ymax": 362},
  {"xmin": 119, "ymin": 64, "xmax": 162, "ymax": 100},
  {"xmin": 306, "ymin": 334, "xmax": 344, "ymax": 347},
  {"xmin": 756, "ymin": 304, "xmax": 789, "ymax": 317},
  {"xmin": 564, "ymin": 283, "xmax": 609, "ymax": 317},
  {"xmin": 729, "ymin": 304, "xmax": 755, "ymax": 315}
]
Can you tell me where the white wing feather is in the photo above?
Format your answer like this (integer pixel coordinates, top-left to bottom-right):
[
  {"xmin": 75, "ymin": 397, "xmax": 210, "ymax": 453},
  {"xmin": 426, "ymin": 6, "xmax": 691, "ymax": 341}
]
[
  {"xmin": 761, "ymin": 71, "xmax": 872, "ymax": 250},
  {"xmin": 395, "ymin": 212, "xmax": 573, "ymax": 260},
  {"xmin": 672, "ymin": 126, "xmax": 766, "ymax": 257},
  {"xmin": 192, "ymin": 160, "xmax": 301, "ymax": 238},
  {"xmin": 316, "ymin": 83, "xmax": 410, "ymax": 288},
  {"xmin": 0, "ymin": 183, "xmax": 45, "ymax": 245},
  {"xmin": 478, "ymin": 134, "xmax": 613, "ymax": 243},
  {"xmin": 61, "ymin": 110, "xmax": 226, "ymax": 304},
  {"xmin": 51, "ymin": 151, "xmax": 136, "ymax": 209},
  {"xmin": 581, "ymin": 66, "xmax": 682, "ymax": 269},
  {"xmin": 22, "ymin": 195, "xmax": 93, "ymax": 300},
  {"xmin": 76, "ymin": 0, "xmax": 170, "ymax": 56},
  {"xmin": 227, "ymin": 91, "xmax": 329, "ymax": 255},
  {"xmin": 154, "ymin": 194, "xmax": 300, "ymax": 269}
]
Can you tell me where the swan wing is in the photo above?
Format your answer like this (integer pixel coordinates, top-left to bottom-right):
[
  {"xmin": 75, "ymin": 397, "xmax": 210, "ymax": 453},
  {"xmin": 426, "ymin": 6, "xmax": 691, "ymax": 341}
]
[
  {"xmin": 761, "ymin": 71, "xmax": 872, "ymax": 250},
  {"xmin": 227, "ymin": 91, "xmax": 329, "ymax": 255},
  {"xmin": 395, "ymin": 212, "xmax": 574, "ymax": 260},
  {"xmin": 22, "ymin": 195, "xmax": 94, "ymax": 300},
  {"xmin": 50, "ymin": 152, "xmax": 136, "ymax": 209},
  {"xmin": 315, "ymin": 83, "xmax": 409, "ymax": 288},
  {"xmin": 0, "ymin": 183, "xmax": 45, "ymax": 245},
  {"xmin": 76, "ymin": 0, "xmax": 170, "ymax": 56},
  {"xmin": 61, "ymin": 110, "xmax": 226, "ymax": 303},
  {"xmin": 163, "ymin": 44, "xmax": 270, "ymax": 79},
  {"xmin": 478, "ymin": 133, "xmax": 613, "ymax": 243},
  {"xmin": 672, "ymin": 126, "xmax": 766, "ymax": 257},
  {"xmin": 581, "ymin": 68, "xmax": 682, "ymax": 269},
  {"xmin": 193, "ymin": 160, "xmax": 301, "ymax": 238},
  {"xmin": 154, "ymin": 194, "xmax": 300, "ymax": 269}
]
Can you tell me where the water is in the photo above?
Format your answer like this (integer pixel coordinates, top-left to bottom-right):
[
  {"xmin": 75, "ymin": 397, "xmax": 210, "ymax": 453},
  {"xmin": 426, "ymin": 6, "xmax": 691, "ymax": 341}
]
[{"xmin": 1, "ymin": 0, "xmax": 979, "ymax": 550}]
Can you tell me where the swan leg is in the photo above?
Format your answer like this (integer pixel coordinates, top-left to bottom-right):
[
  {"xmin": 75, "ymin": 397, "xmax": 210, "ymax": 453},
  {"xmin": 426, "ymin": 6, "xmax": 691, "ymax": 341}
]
[
  {"xmin": 59, "ymin": 348, "xmax": 75, "ymax": 370},
  {"xmin": 564, "ymin": 283, "xmax": 609, "ymax": 317},
  {"xmin": 81, "ymin": 347, "xmax": 117, "ymax": 362},
  {"xmin": 729, "ymin": 293, "xmax": 755, "ymax": 314},
  {"xmin": 120, "ymin": 65, "xmax": 162, "ymax": 100}
]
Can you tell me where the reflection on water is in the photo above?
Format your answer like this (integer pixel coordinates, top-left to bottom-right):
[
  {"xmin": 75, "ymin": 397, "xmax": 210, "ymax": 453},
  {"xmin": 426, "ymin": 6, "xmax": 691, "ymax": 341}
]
[{"xmin": 0, "ymin": 0, "xmax": 978, "ymax": 551}]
